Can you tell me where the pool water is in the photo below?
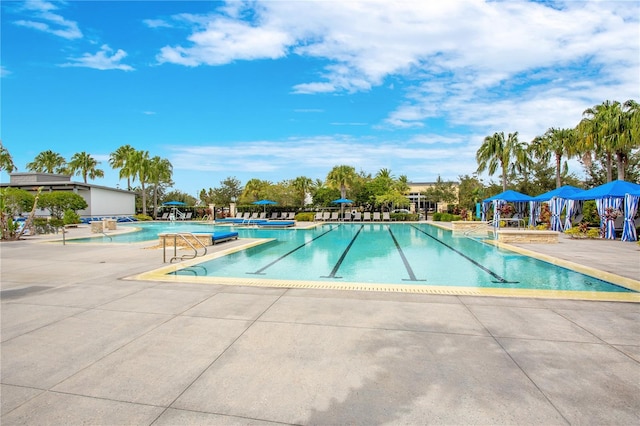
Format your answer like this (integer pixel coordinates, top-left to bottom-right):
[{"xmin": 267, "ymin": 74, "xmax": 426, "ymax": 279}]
[{"xmin": 160, "ymin": 223, "xmax": 631, "ymax": 293}]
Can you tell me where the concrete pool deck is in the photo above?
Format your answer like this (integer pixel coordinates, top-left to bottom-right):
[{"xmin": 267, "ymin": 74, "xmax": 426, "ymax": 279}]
[{"xmin": 1, "ymin": 223, "xmax": 639, "ymax": 424}]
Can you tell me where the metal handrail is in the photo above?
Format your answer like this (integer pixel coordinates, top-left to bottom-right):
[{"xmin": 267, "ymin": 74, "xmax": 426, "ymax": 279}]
[{"xmin": 161, "ymin": 232, "xmax": 209, "ymax": 263}]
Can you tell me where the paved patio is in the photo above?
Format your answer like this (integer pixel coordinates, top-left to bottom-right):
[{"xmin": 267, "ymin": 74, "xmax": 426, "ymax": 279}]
[{"xmin": 1, "ymin": 224, "xmax": 639, "ymax": 425}]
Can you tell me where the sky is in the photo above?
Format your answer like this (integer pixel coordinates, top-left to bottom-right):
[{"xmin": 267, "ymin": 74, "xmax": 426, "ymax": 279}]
[{"xmin": 1, "ymin": 0, "xmax": 639, "ymax": 197}]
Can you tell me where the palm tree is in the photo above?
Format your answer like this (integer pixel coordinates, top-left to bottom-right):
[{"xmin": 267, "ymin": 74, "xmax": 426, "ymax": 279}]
[
  {"xmin": 476, "ymin": 131, "xmax": 529, "ymax": 192},
  {"xmin": 109, "ymin": 144, "xmax": 136, "ymax": 190},
  {"xmin": 67, "ymin": 152, "xmax": 104, "ymax": 183},
  {"xmin": 291, "ymin": 176, "xmax": 313, "ymax": 208},
  {"xmin": 0, "ymin": 141, "xmax": 16, "ymax": 174},
  {"xmin": 530, "ymin": 127, "xmax": 577, "ymax": 188},
  {"xmin": 577, "ymin": 99, "xmax": 639, "ymax": 182},
  {"xmin": 147, "ymin": 156, "xmax": 173, "ymax": 218},
  {"xmin": 26, "ymin": 150, "xmax": 67, "ymax": 174},
  {"xmin": 326, "ymin": 165, "xmax": 357, "ymax": 199},
  {"xmin": 241, "ymin": 179, "xmax": 271, "ymax": 203},
  {"xmin": 129, "ymin": 150, "xmax": 151, "ymax": 215}
]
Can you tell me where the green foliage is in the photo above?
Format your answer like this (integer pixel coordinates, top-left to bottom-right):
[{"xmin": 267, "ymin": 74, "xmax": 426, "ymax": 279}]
[
  {"xmin": 390, "ymin": 213, "xmax": 419, "ymax": 221},
  {"xmin": 134, "ymin": 214, "xmax": 153, "ymax": 221},
  {"xmin": 294, "ymin": 212, "xmax": 315, "ymax": 222},
  {"xmin": 564, "ymin": 226, "xmax": 600, "ymax": 239},
  {"xmin": 422, "ymin": 176, "xmax": 458, "ymax": 205},
  {"xmin": 33, "ymin": 218, "xmax": 58, "ymax": 234},
  {"xmin": 38, "ymin": 192, "xmax": 88, "ymax": 219},
  {"xmin": 432, "ymin": 212, "xmax": 462, "ymax": 222},
  {"xmin": 582, "ymin": 200, "xmax": 599, "ymax": 226},
  {"xmin": 1, "ymin": 188, "xmax": 35, "ymax": 216},
  {"xmin": 63, "ymin": 209, "xmax": 81, "ymax": 225}
]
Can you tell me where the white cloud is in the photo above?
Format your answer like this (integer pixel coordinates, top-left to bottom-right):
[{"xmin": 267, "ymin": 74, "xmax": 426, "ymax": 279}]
[
  {"xmin": 143, "ymin": 19, "xmax": 172, "ymax": 29},
  {"xmin": 166, "ymin": 133, "xmax": 476, "ymax": 184},
  {"xmin": 154, "ymin": 0, "xmax": 638, "ymax": 142},
  {"xmin": 14, "ymin": 0, "xmax": 82, "ymax": 39},
  {"xmin": 61, "ymin": 45, "xmax": 134, "ymax": 71},
  {"xmin": 0, "ymin": 66, "xmax": 11, "ymax": 78}
]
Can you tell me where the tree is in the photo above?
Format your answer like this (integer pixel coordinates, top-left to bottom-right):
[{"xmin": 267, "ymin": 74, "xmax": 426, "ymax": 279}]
[
  {"xmin": 530, "ymin": 127, "xmax": 577, "ymax": 188},
  {"xmin": 240, "ymin": 179, "xmax": 272, "ymax": 203},
  {"xmin": 422, "ymin": 176, "xmax": 458, "ymax": 210},
  {"xmin": 147, "ymin": 156, "xmax": 173, "ymax": 218},
  {"xmin": 326, "ymin": 165, "xmax": 357, "ymax": 199},
  {"xmin": 476, "ymin": 131, "xmax": 529, "ymax": 192},
  {"xmin": 109, "ymin": 144, "xmax": 136, "ymax": 190},
  {"xmin": 0, "ymin": 141, "xmax": 16, "ymax": 174},
  {"xmin": 0, "ymin": 188, "xmax": 36, "ymax": 240},
  {"xmin": 577, "ymin": 99, "xmax": 640, "ymax": 182},
  {"xmin": 199, "ymin": 176, "xmax": 243, "ymax": 208},
  {"xmin": 38, "ymin": 191, "xmax": 88, "ymax": 219},
  {"xmin": 457, "ymin": 174, "xmax": 485, "ymax": 211},
  {"xmin": 129, "ymin": 150, "xmax": 151, "ymax": 215},
  {"xmin": 26, "ymin": 150, "xmax": 67, "ymax": 174},
  {"xmin": 67, "ymin": 152, "xmax": 104, "ymax": 183},
  {"xmin": 291, "ymin": 176, "xmax": 314, "ymax": 208}
]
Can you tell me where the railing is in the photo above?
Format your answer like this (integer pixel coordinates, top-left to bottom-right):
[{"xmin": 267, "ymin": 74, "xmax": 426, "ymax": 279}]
[{"xmin": 161, "ymin": 233, "xmax": 208, "ymax": 263}]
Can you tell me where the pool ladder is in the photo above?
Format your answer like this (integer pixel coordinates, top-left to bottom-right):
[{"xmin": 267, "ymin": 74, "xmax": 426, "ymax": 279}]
[{"xmin": 161, "ymin": 232, "xmax": 208, "ymax": 263}]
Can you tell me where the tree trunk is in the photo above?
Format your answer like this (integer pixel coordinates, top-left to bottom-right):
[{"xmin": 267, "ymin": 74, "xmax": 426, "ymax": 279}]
[
  {"xmin": 616, "ymin": 152, "xmax": 626, "ymax": 181},
  {"xmin": 555, "ymin": 153, "xmax": 562, "ymax": 188},
  {"xmin": 606, "ymin": 152, "xmax": 613, "ymax": 182}
]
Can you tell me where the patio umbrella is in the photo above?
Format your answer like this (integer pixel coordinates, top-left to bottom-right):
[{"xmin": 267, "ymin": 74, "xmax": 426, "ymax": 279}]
[
  {"xmin": 253, "ymin": 199, "xmax": 277, "ymax": 213},
  {"xmin": 332, "ymin": 198, "xmax": 354, "ymax": 220},
  {"xmin": 163, "ymin": 201, "xmax": 186, "ymax": 206}
]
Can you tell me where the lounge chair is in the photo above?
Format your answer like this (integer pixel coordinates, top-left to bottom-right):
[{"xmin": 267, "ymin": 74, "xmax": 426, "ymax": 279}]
[
  {"xmin": 242, "ymin": 212, "xmax": 251, "ymax": 220},
  {"xmin": 250, "ymin": 212, "xmax": 259, "ymax": 219},
  {"xmin": 285, "ymin": 212, "xmax": 296, "ymax": 220},
  {"xmin": 270, "ymin": 212, "xmax": 279, "ymax": 220},
  {"xmin": 314, "ymin": 212, "xmax": 323, "ymax": 221},
  {"xmin": 259, "ymin": 212, "xmax": 266, "ymax": 219},
  {"xmin": 363, "ymin": 212, "xmax": 371, "ymax": 221},
  {"xmin": 353, "ymin": 212, "xmax": 362, "ymax": 221},
  {"xmin": 373, "ymin": 212, "xmax": 381, "ymax": 221},
  {"xmin": 330, "ymin": 212, "xmax": 339, "ymax": 221},
  {"xmin": 236, "ymin": 212, "xmax": 244, "ymax": 219},
  {"xmin": 383, "ymin": 212, "xmax": 390, "ymax": 221},
  {"xmin": 184, "ymin": 212, "xmax": 193, "ymax": 220},
  {"xmin": 322, "ymin": 212, "xmax": 331, "ymax": 221},
  {"xmin": 343, "ymin": 212, "xmax": 352, "ymax": 221},
  {"xmin": 160, "ymin": 212, "xmax": 169, "ymax": 220}
]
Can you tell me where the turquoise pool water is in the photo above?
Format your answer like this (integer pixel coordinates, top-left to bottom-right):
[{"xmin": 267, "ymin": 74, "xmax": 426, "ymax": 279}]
[{"xmin": 70, "ymin": 222, "xmax": 633, "ymax": 292}]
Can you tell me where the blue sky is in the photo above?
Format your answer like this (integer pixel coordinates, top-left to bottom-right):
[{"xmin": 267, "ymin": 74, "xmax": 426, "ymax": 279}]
[{"xmin": 2, "ymin": 0, "xmax": 638, "ymax": 197}]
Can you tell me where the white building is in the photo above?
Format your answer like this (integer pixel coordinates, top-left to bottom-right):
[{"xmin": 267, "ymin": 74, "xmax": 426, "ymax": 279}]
[{"xmin": 1, "ymin": 173, "xmax": 135, "ymax": 219}]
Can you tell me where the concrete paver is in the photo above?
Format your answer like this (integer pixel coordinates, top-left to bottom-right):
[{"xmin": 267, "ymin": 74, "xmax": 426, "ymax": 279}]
[{"xmin": 1, "ymin": 224, "xmax": 639, "ymax": 425}]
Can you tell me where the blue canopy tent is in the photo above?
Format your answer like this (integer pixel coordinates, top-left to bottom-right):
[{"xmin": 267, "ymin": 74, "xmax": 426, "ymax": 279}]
[
  {"xmin": 566, "ymin": 180, "xmax": 640, "ymax": 240},
  {"xmin": 482, "ymin": 190, "xmax": 534, "ymax": 227},
  {"xmin": 531, "ymin": 185, "xmax": 584, "ymax": 231}
]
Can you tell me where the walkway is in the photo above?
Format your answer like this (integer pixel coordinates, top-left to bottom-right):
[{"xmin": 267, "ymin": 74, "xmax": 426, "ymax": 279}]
[{"xmin": 1, "ymin": 224, "xmax": 639, "ymax": 424}]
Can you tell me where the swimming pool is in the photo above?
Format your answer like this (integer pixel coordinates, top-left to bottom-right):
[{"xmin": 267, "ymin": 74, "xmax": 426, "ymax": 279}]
[{"xmin": 73, "ymin": 222, "xmax": 637, "ymax": 296}]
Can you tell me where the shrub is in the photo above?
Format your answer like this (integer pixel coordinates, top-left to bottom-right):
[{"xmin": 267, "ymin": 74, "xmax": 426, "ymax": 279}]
[
  {"xmin": 63, "ymin": 209, "xmax": 81, "ymax": 225},
  {"xmin": 432, "ymin": 212, "xmax": 461, "ymax": 222},
  {"xmin": 134, "ymin": 214, "xmax": 153, "ymax": 221},
  {"xmin": 295, "ymin": 212, "xmax": 315, "ymax": 222},
  {"xmin": 390, "ymin": 213, "xmax": 418, "ymax": 221}
]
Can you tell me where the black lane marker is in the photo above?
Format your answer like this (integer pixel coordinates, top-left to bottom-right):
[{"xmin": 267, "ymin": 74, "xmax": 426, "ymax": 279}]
[
  {"xmin": 321, "ymin": 225, "xmax": 364, "ymax": 279},
  {"xmin": 410, "ymin": 225, "xmax": 517, "ymax": 284},
  {"xmin": 247, "ymin": 225, "xmax": 339, "ymax": 275},
  {"xmin": 388, "ymin": 227, "xmax": 424, "ymax": 281}
]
